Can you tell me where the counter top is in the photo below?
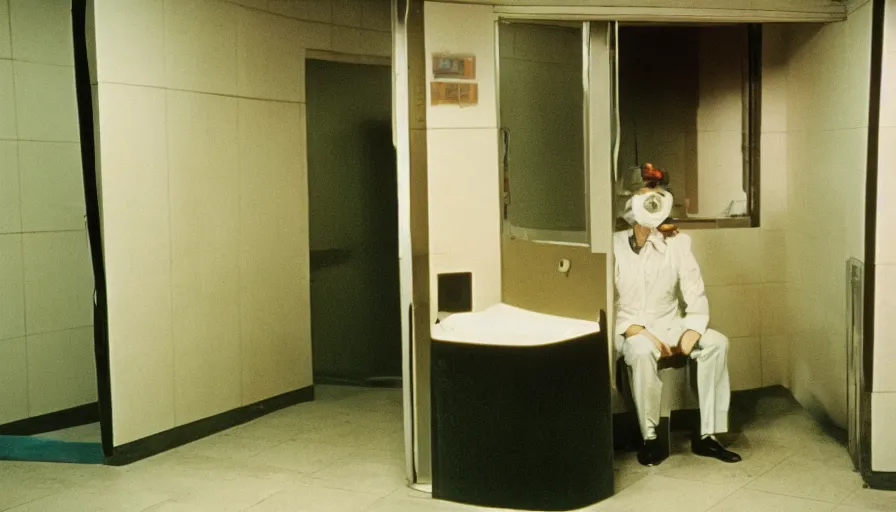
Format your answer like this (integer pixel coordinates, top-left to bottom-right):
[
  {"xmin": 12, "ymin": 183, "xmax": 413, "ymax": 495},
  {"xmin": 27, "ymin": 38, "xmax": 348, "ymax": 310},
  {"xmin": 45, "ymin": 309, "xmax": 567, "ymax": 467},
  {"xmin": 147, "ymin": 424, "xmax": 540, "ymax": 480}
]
[{"xmin": 431, "ymin": 303, "xmax": 601, "ymax": 347}]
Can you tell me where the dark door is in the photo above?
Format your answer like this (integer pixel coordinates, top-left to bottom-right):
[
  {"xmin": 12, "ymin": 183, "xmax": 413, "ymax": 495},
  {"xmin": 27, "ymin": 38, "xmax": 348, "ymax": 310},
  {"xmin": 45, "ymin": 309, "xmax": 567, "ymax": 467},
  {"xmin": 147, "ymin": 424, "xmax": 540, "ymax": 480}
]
[{"xmin": 305, "ymin": 59, "xmax": 400, "ymax": 384}]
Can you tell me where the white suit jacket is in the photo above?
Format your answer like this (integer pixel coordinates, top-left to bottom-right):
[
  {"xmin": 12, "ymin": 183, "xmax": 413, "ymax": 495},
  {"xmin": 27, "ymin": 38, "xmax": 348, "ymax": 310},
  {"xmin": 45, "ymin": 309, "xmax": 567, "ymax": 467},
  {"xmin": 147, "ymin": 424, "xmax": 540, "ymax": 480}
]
[{"xmin": 613, "ymin": 229, "xmax": 709, "ymax": 351}]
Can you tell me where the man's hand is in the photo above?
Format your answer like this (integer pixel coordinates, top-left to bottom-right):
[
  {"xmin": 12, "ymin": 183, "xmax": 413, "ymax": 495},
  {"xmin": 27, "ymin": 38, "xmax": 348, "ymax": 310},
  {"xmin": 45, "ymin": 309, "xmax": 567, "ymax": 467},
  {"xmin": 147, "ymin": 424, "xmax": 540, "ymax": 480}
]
[
  {"xmin": 679, "ymin": 330, "xmax": 702, "ymax": 356},
  {"xmin": 623, "ymin": 325, "xmax": 645, "ymax": 338},
  {"xmin": 624, "ymin": 325, "xmax": 673, "ymax": 358},
  {"xmin": 647, "ymin": 332, "xmax": 674, "ymax": 358}
]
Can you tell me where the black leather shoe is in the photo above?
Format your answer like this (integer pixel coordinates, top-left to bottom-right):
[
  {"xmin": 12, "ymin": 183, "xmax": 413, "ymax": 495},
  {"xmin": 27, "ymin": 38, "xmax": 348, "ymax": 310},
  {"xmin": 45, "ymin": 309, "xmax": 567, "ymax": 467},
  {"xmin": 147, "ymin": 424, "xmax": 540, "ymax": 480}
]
[
  {"xmin": 692, "ymin": 436, "xmax": 742, "ymax": 463},
  {"xmin": 637, "ymin": 438, "xmax": 667, "ymax": 467}
]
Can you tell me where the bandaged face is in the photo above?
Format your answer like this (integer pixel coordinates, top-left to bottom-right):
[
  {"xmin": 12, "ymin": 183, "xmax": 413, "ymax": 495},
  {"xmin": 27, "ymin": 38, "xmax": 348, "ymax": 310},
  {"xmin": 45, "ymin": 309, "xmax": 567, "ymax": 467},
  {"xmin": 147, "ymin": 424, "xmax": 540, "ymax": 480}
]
[{"xmin": 628, "ymin": 187, "xmax": 674, "ymax": 229}]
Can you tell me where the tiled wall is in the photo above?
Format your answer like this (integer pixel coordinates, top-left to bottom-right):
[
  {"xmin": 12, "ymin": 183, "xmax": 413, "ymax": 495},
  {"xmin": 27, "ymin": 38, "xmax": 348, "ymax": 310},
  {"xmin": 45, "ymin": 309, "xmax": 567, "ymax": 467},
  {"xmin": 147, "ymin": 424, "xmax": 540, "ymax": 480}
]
[
  {"xmin": 0, "ymin": 0, "xmax": 97, "ymax": 426},
  {"xmin": 783, "ymin": 2, "xmax": 871, "ymax": 430},
  {"xmin": 424, "ymin": 2, "xmax": 502, "ymax": 321},
  {"xmin": 90, "ymin": 0, "xmax": 390, "ymax": 446},
  {"xmin": 873, "ymin": 0, "xmax": 896, "ymax": 473},
  {"xmin": 680, "ymin": 26, "xmax": 793, "ymax": 394}
]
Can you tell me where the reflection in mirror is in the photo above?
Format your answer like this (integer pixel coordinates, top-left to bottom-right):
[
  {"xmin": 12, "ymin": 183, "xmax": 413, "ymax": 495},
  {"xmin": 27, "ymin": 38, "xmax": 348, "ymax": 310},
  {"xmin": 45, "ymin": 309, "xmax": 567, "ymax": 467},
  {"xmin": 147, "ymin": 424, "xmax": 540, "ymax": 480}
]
[
  {"xmin": 616, "ymin": 24, "xmax": 755, "ymax": 222},
  {"xmin": 499, "ymin": 22, "xmax": 587, "ymax": 239}
]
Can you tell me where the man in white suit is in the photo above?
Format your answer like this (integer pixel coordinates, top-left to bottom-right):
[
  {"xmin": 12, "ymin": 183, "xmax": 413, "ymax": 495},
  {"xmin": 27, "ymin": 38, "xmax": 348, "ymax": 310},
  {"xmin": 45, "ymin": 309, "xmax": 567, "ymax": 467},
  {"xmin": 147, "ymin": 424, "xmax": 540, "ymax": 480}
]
[{"xmin": 615, "ymin": 164, "xmax": 741, "ymax": 467}]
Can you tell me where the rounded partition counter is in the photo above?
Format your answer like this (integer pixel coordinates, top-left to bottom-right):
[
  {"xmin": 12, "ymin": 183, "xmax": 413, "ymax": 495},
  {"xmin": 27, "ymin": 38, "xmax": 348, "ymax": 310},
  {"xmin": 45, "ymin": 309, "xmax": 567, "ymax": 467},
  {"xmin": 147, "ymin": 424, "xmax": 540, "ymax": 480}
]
[{"xmin": 430, "ymin": 304, "xmax": 613, "ymax": 511}]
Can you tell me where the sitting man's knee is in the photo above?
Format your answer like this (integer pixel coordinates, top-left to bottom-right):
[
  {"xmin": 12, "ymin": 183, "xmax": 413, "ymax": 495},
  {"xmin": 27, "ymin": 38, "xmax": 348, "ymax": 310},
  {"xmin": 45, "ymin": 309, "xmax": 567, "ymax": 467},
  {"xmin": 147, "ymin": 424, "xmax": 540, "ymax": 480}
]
[
  {"xmin": 623, "ymin": 334, "xmax": 657, "ymax": 364},
  {"xmin": 700, "ymin": 329, "xmax": 729, "ymax": 353}
]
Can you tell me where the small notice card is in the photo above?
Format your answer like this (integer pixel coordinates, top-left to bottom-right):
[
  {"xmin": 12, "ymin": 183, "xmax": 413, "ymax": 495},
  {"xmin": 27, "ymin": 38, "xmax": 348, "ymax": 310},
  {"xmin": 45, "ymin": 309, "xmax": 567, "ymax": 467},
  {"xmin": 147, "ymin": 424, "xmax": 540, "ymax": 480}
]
[
  {"xmin": 432, "ymin": 54, "xmax": 476, "ymax": 79},
  {"xmin": 431, "ymin": 82, "xmax": 479, "ymax": 106}
]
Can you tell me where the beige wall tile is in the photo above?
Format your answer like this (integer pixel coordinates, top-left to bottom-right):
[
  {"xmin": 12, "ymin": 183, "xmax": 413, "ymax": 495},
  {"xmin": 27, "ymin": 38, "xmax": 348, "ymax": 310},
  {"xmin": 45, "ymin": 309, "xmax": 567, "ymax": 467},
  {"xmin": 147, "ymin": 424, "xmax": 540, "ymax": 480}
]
[
  {"xmin": 165, "ymin": 0, "xmax": 239, "ymax": 95},
  {"xmin": 13, "ymin": 62, "xmax": 79, "ymax": 142},
  {"xmin": 238, "ymin": 10, "xmax": 305, "ymax": 102},
  {"xmin": 268, "ymin": 0, "xmax": 332, "ymax": 23},
  {"xmin": 27, "ymin": 327, "xmax": 97, "ymax": 416},
  {"xmin": 687, "ymin": 229, "xmax": 762, "ymax": 286},
  {"xmin": 0, "ymin": 234, "xmax": 24, "ymax": 341},
  {"xmin": 18, "ymin": 142, "xmax": 85, "ymax": 232},
  {"xmin": 873, "ymin": 264, "xmax": 896, "ymax": 392},
  {"xmin": 880, "ymin": 51, "xmax": 896, "ymax": 128},
  {"xmin": 9, "ymin": 0, "xmax": 73, "ymax": 66},
  {"xmin": 877, "ymin": 127, "xmax": 896, "ymax": 265},
  {"xmin": 228, "ymin": 0, "xmax": 268, "ymax": 9},
  {"xmin": 426, "ymin": 128, "xmax": 501, "ymax": 257},
  {"xmin": 696, "ymin": 130, "xmax": 745, "ymax": 218},
  {"xmin": 296, "ymin": 19, "xmax": 332, "ymax": 51},
  {"xmin": 424, "ymin": 2, "xmax": 497, "ymax": 130},
  {"xmin": 759, "ymin": 133, "xmax": 788, "ymax": 231},
  {"xmin": 332, "ymin": 26, "xmax": 390, "ymax": 58},
  {"xmin": 887, "ymin": 0, "xmax": 896, "ymax": 53},
  {"xmin": 166, "ymin": 90, "xmax": 241, "ymax": 425},
  {"xmin": 729, "ymin": 337, "xmax": 762, "ymax": 391},
  {"xmin": 238, "ymin": 99, "xmax": 312, "ymax": 404},
  {"xmin": 22, "ymin": 232, "xmax": 93, "ymax": 335},
  {"xmin": 760, "ymin": 283, "xmax": 792, "ymax": 337},
  {"xmin": 97, "ymin": 83, "xmax": 175, "ymax": 446},
  {"xmin": 0, "ymin": 0, "xmax": 10, "ymax": 59},
  {"xmin": 706, "ymin": 285, "xmax": 760, "ymax": 339},
  {"xmin": 361, "ymin": 1, "xmax": 390, "ymax": 32},
  {"xmin": 761, "ymin": 334, "xmax": 789, "ymax": 388},
  {"xmin": 0, "ymin": 60, "xmax": 15, "ymax": 139},
  {"xmin": 0, "ymin": 337, "xmax": 27, "ymax": 424},
  {"xmin": 332, "ymin": 0, "xmax": 362, "ymax": 28},
  {"xmin": 872, "ymin": 392, "xmax": 896, "ymax": 472},
  {"xmin": 0, "ymin": 141, "xmax": 20, "ymax": 234},
  {"xmin": 760, "ymin": 229, "xmax": 788, "ymax": 283},
  {"xmin": 93, "ymin": 0, "xmax": 165, "ymax": 87}
]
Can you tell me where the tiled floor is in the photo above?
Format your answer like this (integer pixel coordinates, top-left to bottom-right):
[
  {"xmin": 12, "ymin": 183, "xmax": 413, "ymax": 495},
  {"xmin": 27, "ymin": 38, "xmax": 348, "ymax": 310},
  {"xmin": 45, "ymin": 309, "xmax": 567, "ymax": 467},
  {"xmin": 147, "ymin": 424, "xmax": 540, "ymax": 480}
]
[
  {"xmin": 0, "ymin": 386, "xmax": 892, "ymax": 512},
  {"xmin": 33, "ymin": 422, "xmax": 102, "ymax": 444}
]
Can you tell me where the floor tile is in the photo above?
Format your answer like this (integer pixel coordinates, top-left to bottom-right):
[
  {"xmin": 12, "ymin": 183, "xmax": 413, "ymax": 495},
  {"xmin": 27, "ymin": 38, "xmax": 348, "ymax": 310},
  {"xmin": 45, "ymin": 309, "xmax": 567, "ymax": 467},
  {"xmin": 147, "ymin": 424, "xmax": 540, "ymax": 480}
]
[
  {"xmin": 747, "ymin": 456, "xmax": 864, "ymax": 504},
  {"xmin": 3, "ymin": 487, "xmax": 169, "ymax": 512},
  {"xmin": 654, "ymin": 436, "xmax": 792, "ymax": 487},
  {"xmin": 250, "ymin": 439, "xmax": 355, "ymax": 474},
  {"xmin": 141, "ymin": 475, "xmax": 292, "ymax": 512},
  {"xmin": 707, "ymin": 489, "xmax": 836, "ymax": 511},
  {"xmin": 245, "ymin": 483, "xmax": 381, "ymax": 512},
  {"xmin": 33, "ymin": 422, "xmax": 101, "ymax": 444},
  {"xmin": 364, "ymin": 494, "xmax": 492, "ymax": 512},
  {"xmin": 839, "ymin": 488, "xmax": 896, "ymax": 511},
  {"xmin": 174, "ymin": 433, "xmax": 285, "ymax": 461},
  {"xmin": 309, "ymin": 456, "xmax": 406, "ymax": 497},
  {"xmin": 590, "ymin": 474, "xmax": 741, "ymax": 511}
]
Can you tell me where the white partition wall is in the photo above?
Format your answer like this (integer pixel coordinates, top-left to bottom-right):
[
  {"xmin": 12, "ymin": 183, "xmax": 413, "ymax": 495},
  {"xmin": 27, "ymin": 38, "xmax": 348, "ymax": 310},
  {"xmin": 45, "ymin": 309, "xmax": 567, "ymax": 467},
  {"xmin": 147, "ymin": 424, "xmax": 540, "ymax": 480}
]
[{"xmin": 89, "ymin": 0, "xmax": 391, "ymax": 450}]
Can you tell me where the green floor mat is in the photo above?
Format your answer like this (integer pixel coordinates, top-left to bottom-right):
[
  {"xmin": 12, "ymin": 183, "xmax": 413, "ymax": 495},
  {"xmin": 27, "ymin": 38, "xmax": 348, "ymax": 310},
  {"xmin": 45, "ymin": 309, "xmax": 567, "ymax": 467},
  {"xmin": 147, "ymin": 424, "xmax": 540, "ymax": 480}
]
[{"xmin": 0, "ymin": 435, "xmax": 103, "ymax": 464}]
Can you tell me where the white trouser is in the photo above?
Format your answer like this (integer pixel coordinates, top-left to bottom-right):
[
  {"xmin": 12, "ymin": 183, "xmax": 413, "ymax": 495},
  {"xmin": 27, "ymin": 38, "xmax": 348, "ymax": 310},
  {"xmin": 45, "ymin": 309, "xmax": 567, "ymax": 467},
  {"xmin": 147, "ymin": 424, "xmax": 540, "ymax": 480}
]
[{"xmin": 620, "ymin": 329, "xmax": 731, "ymax": 439}]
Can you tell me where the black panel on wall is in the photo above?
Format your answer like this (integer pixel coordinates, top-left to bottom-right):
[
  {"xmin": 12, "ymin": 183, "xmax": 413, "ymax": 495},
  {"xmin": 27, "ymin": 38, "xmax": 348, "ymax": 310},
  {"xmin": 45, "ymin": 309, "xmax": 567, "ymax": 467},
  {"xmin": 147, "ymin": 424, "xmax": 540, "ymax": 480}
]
[{"xmin": 437, "ymin": 272, "xmax": 472, "ymax": 313}]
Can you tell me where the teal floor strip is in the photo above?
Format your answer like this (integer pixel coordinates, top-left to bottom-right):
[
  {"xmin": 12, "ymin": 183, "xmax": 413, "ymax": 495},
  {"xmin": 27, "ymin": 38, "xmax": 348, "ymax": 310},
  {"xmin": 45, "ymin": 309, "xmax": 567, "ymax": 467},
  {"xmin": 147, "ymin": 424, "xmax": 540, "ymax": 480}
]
[{"xmin": 0, "ymin": 435, "xmax": 103, "ymax": 464}]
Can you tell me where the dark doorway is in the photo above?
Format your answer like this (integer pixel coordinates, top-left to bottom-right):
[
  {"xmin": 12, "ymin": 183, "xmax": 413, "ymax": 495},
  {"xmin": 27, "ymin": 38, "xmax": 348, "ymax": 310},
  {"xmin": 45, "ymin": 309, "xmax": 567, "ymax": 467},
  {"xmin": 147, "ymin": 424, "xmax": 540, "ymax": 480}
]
[{"xmin": 305, "ymin": 58, "xmax": 401, "ymax": 386}]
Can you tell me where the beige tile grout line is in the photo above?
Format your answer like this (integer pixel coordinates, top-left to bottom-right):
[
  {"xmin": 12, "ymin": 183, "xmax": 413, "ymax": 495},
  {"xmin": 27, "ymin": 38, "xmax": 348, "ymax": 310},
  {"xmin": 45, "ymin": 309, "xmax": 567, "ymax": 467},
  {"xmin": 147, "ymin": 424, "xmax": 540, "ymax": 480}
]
[
  {"xmin": 7, "ymin": 0, "xmax": 30, "ymax": 420},
  {"xmin": 162, "ymin": 0, "xmax": 177, "ymax": 432}
]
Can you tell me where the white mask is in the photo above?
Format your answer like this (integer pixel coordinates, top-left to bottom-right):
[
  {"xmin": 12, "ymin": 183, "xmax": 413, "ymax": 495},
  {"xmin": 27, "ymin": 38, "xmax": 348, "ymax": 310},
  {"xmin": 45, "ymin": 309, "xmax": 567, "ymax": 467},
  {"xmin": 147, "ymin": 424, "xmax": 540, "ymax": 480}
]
[
  {"xmin": 622, "ymin": 197, "xmax": 636, "ymax": 226},
  {"xmin": 631, "ymin": 189, "xmax": 673, "ymax": 228}
]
